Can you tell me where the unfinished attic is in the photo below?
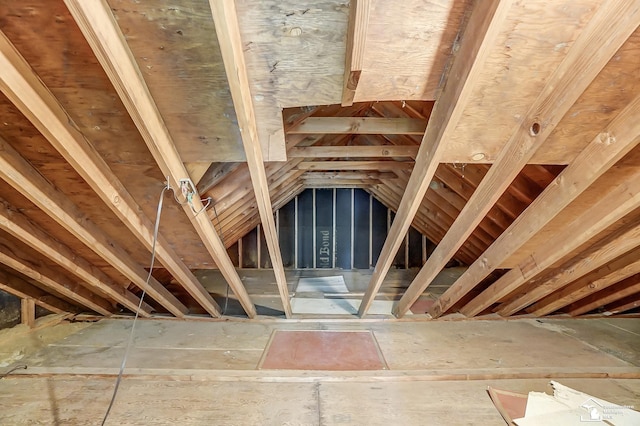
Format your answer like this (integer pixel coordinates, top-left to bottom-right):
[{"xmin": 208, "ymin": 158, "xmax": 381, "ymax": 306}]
[{"xmin": 0, "ymin": 0, "xmax": 639, "ymax": 424}]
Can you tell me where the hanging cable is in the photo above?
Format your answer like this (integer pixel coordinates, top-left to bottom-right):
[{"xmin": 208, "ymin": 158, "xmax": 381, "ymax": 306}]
[
  {"xmin": 101, "ymin": 184, "xmax": 169, "ymax": 426},
  {"xmin": 0, "ymin": 364, "xmax": 26, "ymax": 379}
]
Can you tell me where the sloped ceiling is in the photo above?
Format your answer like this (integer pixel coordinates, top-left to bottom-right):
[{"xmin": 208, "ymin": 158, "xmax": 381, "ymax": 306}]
[{"xmin": 0, "ymin": 0, "xmax": 638, "ymax": 320}]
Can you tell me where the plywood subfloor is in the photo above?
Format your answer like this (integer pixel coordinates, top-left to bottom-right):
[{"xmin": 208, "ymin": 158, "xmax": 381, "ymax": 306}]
[{"xmin": 0, "ymin": 318, "xmax": 638, "ymax": 425}]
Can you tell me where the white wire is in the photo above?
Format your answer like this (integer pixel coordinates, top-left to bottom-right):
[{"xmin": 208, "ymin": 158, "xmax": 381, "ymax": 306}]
[{"xmin": 101, "ymin": 185, "xmax": 168, "ymax": 426}]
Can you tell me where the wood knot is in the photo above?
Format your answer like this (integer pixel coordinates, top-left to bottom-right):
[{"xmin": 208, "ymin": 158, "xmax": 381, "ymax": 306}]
[{"xmin": 598, "ymin": 132, "xmax": 616, "ymax": 145}]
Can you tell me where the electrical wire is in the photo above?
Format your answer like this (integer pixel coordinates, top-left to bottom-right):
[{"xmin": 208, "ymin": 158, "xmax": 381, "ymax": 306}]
[
  {"xmin": 101, "ymin": 185, "xmax": 168, "ymax": 426},
  {"xmin": 0, "ymin": 363, "xmax": 27, "ymax": 379}
]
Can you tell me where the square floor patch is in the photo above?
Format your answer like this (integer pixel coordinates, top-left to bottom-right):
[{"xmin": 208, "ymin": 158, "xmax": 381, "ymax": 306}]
[{"xmin": 259, "ymin": 330, "xmax": 387, "ymax": 371}]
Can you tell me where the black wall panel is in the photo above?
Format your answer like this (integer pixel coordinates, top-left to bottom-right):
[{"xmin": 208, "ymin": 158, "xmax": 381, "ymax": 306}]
[
  {"xmin": 297, "ymin": 189, "xmax": 313, "ymax": 268},
  {"xmin": 335, "ymin": 189, "xmax": 352, "ymax": 269},
  {"xmin": 315, "ymin": 189, "xmax": 333, "ymax": 268},
  {"xmin": 353, "ymin": 189, "xmax": 371, "ymax": 269},
  {"xmin": 278, "ymin": 201, "xmax": 295, "ymax": 267},
  {"xmin": 371, "ymin": 197, "xmax": 387, "ymax": 265}
]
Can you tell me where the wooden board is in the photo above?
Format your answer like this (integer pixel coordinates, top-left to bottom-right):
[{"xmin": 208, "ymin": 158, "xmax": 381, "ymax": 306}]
[{"xmin": 106, "ymin": 0, "xmax": 247, "ymax": 162}]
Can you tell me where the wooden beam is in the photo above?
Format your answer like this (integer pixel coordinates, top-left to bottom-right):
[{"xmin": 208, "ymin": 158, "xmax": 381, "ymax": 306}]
[
  {"xmin": 492, "ymin": 171, "xmax": 640, "ymax": 317},
  {"xmin": 20, "ymin": 298, "xmax": 35, "ymax": 328},
  {"xmin": 0, "ymin": 269, "xmax": 77, "ymax": 315},
  {"xmin": 568, "ymin": 274, "xmax": 640, "ymax": 316},
  {"xmin": 0, "ymin": 236, "xmax": 113, "ymax": 316},
  {"xmin": 358, "ymin": 0, "xmax": 512, "ymax": 317},
  {"xmin": 412, "ymin": 0, "xmax": 640, "ymax": 319},
  {"xmin": 185, "ymin": 162, "xmax": 212, "ymax": 186},
  {"xmin": 435, "ymin": 93, "xmax": 640, "ymax": 318},
  {"xmin": 342, "ymin": 0, "xmax": 370, "ymax": 106},
  {"xmin": 288, "ymin": 145, "xmax": 419, "ymax": 158},
  {"xmin": 0, "ymin": 137, "xmax": 184, "ymax": 316},
  {"xmin": 603, "ymin": 294, "xmax": 640, "ymax": 315},
  {"xmin": 0, "ymin": 28, "xmax": 220, "ymax": 318},
  {"xmin": 529, "ymin": 249, "xmax": 640, "ymax": 316},
  {"xmin": 303, "ymin": 171, "xmax": 397, "ymax": 180},
  {"xmin": 209, "ymin": 0, "xmax": 291, "ymax": 317},
  {"xmin": 0, "ymin": 200, "xmax": 150, "ymax": 316},
  {"xmin": 504, "ymin": 220, "xmax": 640, "ymax": 316},
  {"xmin": 298, "ymin": 161, "xmax": 412, "ymax": 171},
  {"xmin": 287, "ymin": 117, "xmax": 427, "ymax": 135},
  {"xmin": 64, "ymin": 0, "xmax": 255, "ymax": 318}
]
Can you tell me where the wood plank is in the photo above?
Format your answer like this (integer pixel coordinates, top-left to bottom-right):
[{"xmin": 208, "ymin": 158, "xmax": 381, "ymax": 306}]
[
  {"xmin": 0, "ymin": 27, "xmax": 219, "ymax": 318},
  {"xmin": 568, "ymin": 274, "xmax": 640, "ymax": 316},
  {"xmin": 439, "ymin": 93, "xmax": 640, "ymax": 318},
  {"xmin": 185, "ymin": 162, "xmax": 212, "ymax": 186},
  {"xmin": 529, "ymin": 250, "xmax": 640, "ymax": 316},
  {"xmin": 298, "ymin": 161, "xmax": 412, "ymax": 171},
  {"xmin": 417, "ymin": 0, "xmax": 640, "ymax": 319},
  {"xmin": 0, "ymin": 235, "xmax": 113, "ymax": 316},
  {"xmin": 209, "ymin": 0, "xmax": 291, "ymax": 317},
  {"xmin": 65, "ymin": 0, "xmax": 255, "ymax": 318},
  {"xmin": 287, "ymin": 117, "xmax": 427, "ymax": 135},
  {"xmin": 492, "ymin": 170, "xmax": 640, "ymax": 317},
  {"xmin": 20, "ymin": 298, "xmax": 35, "ymax": 328},
  {"xmin": 0, "ymin": 269, "xmax": 76, "ymax": 315},
  {"xmin": 358, "ymin": 0, "xmax": 513, "ymax": 317},
  {"xmin": 0, "ymin": 137, "xmax": 185, "ymax": 317},
  {"xmin": 341, "ymin": 0, "xmax": 370, "ymax": 106},
  {"xmin": 0, "ymin": 200, "xmax": 151, "ymax": 316},
  {"xmin": 288, "ymin": 145, "xmax": 419, "ymax": 158},
  {"xmin": 505, "ymin": 220, "xmax": 640, "ymax": 316},
  {"xmin": 604, "ymin": 295, "xmax": 640, "ymax": 315}
]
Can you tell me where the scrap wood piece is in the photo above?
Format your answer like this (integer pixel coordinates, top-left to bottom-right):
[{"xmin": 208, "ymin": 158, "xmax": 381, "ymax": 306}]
[{"xmin": 487, "ymin": 386, "xmax": 528, "ymax": 425}]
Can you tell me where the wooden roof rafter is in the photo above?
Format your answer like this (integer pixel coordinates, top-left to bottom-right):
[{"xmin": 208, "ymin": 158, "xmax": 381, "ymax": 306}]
[
  {"xmin": 397, "ymin": 0, "xmax": 640, "ymax": 319},
  {"xmin": 428, "ymin": 92, "xmax": 640, "ymax": 318},
  {"xmin": 0, "ymin": 26, "xmax": 221, "ymax": 318},
  {"xmin": 358, "ymin": 0, "xmax": 513, "ymax": 317},
  {"xmin": 64, "ymin": 0, "xmax": 259, "ymax": 318}
]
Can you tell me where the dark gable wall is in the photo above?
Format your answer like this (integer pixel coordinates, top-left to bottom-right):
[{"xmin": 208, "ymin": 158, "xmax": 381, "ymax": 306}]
[{"xmin": 232, "ymin": 189, "xmax": 435, "ymax": 269}]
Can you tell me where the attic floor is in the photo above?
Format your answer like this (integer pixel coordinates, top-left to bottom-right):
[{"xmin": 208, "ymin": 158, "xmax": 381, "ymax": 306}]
[{"xmin": 0, "ymin": 316, "xmax": 638, "ymax": 424}]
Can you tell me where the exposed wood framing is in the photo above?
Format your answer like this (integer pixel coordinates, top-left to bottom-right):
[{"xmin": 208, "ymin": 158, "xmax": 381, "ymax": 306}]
[
  {"xmin": 0, "ymin": 200, "xmax": 151, "ymax": 316},
  {"xmin": 342, "ymin": 0, "xmax": 370, "ymax": 106},
  {"xmin": 430, "ymin": 93, "xmax": 640, "ymax": 318},
  {"xmin": 0, "ymin": 268, "xmax": 76, "ymax": 315},
  {"xmin": 209, "ymin": 0, "xmax": 292, "ymax": 317},
  {"xmin": 0, "ymin": 235, "xmax": 113, "ymax": 316},
  {"xmin": 288, "ymin": 145, "xmax": 419, "ymax": 158},
  {"xmin": 298, "ymin": 161, "xmax": 412, "ymax": 171},
  {"xmin": 399, "ymin": 0, "xmax": 640, "ymax": 319},
  {"xmin": 529, "ymin": 248, "xmax": 640, "ymax": 316},
  {"xmin": 0, "ymin": 136, "xmax": 181, "ymax": 314},
  {"xmin": 493, "ymin": 170, "xmax": 640, "ymax": 317},
  {"xmin": 359, "ymin": 0, "xmax": 512, "ymax": 317},
  {"xmin": 0, "ymin": 28, "xmax": 221, "ymax": 318},
  {"xmin": 20, "ymin": 297, "xmax": 35, "ymax": 328},
  {"xmin": 288, "ymin": 117, "xmax": 427, "ymax": 135},
  {"xmin": 568, "ymin": 274, "xmax": 640, "ymax": 316},
  {"xmin": 64, "ymin": 0, "xmax": 256, "ymax": 318}
]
